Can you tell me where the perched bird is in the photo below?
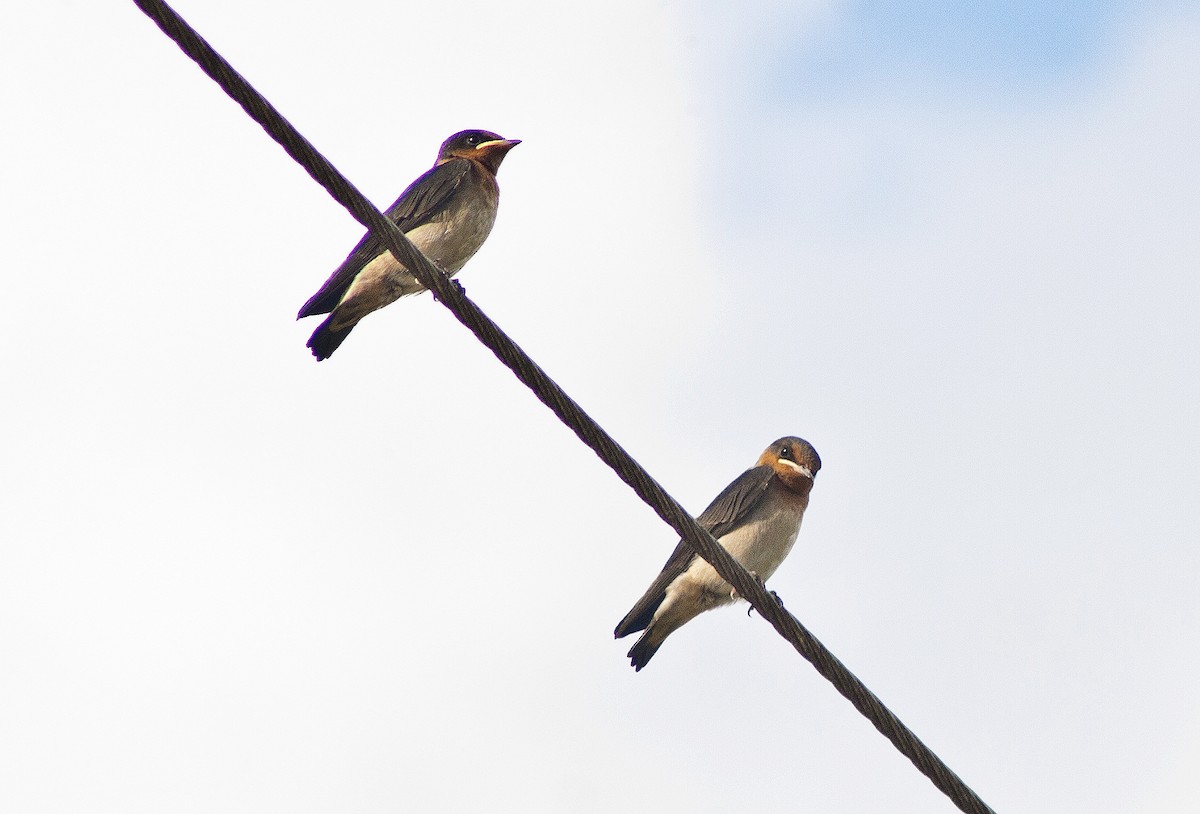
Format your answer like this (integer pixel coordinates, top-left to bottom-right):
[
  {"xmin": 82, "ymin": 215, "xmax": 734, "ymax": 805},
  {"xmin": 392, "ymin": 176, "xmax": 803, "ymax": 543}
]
[
  {"xmin": 615, "ymin": 436, "xmax": 821, "ymax": 671},
  {"xmin": 298, "ymin": 129, "xmax": 521, "ymax": 360}
]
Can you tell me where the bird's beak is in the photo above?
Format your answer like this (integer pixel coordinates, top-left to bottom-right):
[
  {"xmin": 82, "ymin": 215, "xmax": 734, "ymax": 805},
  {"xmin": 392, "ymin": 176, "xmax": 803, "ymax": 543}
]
[
  {"xmin": 476, "ymin": 138, "xmax": 521, "ymax": 152},
  {"xmin": 778, "ymin": 459, "xmax": 813, "ymax": 479}
]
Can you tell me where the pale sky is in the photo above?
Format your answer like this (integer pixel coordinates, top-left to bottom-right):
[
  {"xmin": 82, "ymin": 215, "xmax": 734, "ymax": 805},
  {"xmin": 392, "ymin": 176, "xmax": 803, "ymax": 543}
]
[{"xmin": 3, "ymin": 2, "xmax": 1199, "ymax": 812}]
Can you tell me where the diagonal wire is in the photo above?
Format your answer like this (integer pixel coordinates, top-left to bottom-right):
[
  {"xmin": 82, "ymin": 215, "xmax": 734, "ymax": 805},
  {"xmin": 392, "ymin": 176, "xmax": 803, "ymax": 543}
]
[{"xmin": 131, "ymin": 2, "xmax": 997, "ymax": 812}]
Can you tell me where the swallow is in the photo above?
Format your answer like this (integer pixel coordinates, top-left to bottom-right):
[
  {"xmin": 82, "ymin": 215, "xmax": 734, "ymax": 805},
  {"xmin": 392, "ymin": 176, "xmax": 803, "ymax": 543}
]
[
  {"xmin": 297, "ymin": 129, "xmax": 521, "ymax": 360},
  {"xmin": 614, "ymin": 437, "xmax": 821, "ymax": 671}
]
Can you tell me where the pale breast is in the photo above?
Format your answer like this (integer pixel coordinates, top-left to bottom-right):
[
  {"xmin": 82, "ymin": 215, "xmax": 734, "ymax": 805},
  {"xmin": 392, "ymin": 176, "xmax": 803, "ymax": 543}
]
[
  {"xmin": 415, "ymin": 174, "xmax": 500, "ymax": 274},
  {"xmin": 682, "ymin": 488, "xmax": 806, "ymax": 595}
]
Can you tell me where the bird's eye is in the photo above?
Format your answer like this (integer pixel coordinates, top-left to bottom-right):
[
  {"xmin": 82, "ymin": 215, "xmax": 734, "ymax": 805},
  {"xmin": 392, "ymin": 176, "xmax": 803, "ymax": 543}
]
[
  {"xmin": 466, "ymin": 135, "xmax": 480, "ymax": 145},
  {"xmin": 780, "ymin": 446, "xmax": 791, "ymax": 459}
]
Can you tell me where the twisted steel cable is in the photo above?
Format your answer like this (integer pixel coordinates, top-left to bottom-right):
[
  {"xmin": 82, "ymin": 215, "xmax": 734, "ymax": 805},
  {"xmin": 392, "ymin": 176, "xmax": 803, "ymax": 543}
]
[{"xmin": 132, "ymin": 3, "xmax": 996, "ymax": 811}]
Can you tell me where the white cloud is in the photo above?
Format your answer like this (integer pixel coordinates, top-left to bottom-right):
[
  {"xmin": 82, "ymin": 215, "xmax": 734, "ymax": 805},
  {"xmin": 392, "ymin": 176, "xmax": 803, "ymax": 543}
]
[{"xmin": 2, "ymin": 2, "xmax": 1198, "ymax": 813}]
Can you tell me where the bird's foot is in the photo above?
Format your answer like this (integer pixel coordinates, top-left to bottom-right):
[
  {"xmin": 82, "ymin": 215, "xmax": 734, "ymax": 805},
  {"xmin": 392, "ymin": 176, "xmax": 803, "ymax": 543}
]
[
  {"xmin": 747, "ymin": 592, "xmax": 783, "ymax": 617},
  {"xmin": 730, "ymin": 570, "xmax": 760, "ymax": 601},
  {"xmin": 738, "ymin": 572, "xmax": 784, "ymax": 616}
]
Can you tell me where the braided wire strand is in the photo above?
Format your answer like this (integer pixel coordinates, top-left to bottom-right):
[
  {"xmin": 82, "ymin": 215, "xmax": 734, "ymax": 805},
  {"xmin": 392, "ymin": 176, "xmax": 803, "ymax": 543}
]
[{"xmin": 132, "ymin": 2, "xmax": 996, "ymax": 811}]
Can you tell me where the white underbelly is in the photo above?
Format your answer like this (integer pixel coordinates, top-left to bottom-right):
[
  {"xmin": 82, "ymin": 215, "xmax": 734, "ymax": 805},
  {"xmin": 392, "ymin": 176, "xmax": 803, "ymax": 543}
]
[{"xmin": 684, "ymin": 501, "xmax": 804, "ymax": 594}]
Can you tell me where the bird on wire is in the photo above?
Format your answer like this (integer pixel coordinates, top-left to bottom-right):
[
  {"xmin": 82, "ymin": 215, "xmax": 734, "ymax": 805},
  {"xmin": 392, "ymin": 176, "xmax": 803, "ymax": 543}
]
[
  {"xmin": 297, "ymin": 129, "xmax": 520, "ymax": 360},
  {"xmin": 615, "ymin": 437, "xmax": 821, "ymax": 670}
]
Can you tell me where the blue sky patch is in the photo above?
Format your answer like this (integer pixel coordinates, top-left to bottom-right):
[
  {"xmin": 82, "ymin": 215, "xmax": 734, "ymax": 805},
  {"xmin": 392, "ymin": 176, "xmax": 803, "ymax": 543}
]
[{"xmin": 765, "ymin": 0, "xmax": 1134, "ymax": 101}]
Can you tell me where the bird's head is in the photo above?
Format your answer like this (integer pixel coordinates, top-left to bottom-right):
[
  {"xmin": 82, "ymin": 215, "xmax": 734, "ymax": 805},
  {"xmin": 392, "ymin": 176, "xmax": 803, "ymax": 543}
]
[
  {"xmin": 437, "ymin": 129, "xmax": 521, "ymax": 174},
  {"xmin": 757, "ymin": 436, "xmax": 821, "ymax": 495}
]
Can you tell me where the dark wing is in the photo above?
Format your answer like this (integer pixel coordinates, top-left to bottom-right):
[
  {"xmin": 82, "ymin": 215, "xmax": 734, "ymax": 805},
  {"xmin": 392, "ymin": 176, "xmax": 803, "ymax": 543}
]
[
  {"xmin": 694, "ymin": 463, "xmax": 777, "ymax": 537},
  {"xmin": 296, "ymin": 159, "xmax": 475, "ymax": 318},
  {"xmin": 613, "ymin": 464, "xmax": 777, "ymax": 638}
]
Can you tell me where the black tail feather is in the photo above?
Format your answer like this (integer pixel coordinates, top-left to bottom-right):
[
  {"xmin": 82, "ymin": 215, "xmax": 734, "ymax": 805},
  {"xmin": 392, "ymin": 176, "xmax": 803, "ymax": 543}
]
[
  {"xmin": 627, "ymin": 632, "xmax": 662, "ymax": 671},
  {"xmin": 614, "ymin": 607, "xmax": 653, "ymax": 640},
  {"xmin": 306, "ymin": 316, "xmax": 353, "ymax": 361},
  {"xmin": 614, "ymin": 592, "xmax": 664, "ymax": 640}
]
